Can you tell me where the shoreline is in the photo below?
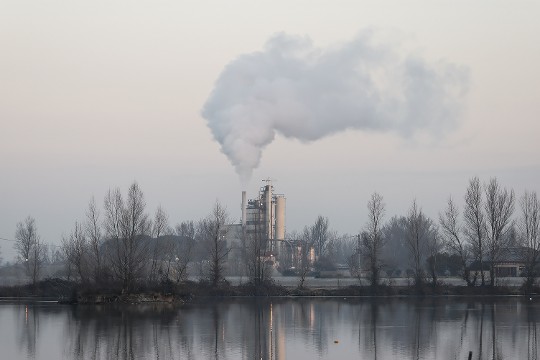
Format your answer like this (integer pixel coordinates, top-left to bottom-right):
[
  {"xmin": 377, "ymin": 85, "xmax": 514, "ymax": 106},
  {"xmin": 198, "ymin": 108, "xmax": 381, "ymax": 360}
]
[
  {"xmin": 1, "ymin": 293, "xmax": 538, "ymax": 306},
  {"xmin": 1, "ymin": 277, "xmax": 539, "ymax": 304}
]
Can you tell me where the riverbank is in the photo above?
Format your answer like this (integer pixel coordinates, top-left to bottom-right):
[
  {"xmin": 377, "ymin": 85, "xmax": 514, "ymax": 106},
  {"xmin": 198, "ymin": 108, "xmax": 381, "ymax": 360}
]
[{"xmin": 1, "ymin": 277, "xmax": 539, "ymax": 304}]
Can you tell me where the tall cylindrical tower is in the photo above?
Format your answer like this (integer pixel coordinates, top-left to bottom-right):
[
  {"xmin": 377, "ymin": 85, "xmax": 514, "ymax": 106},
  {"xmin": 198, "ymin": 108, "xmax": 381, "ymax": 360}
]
[
  {"xmin": 264, "ymin": 184, "xmax": 273, "ymax": 241},
  {"xmin": 241, "ymin": 191, "xmax": 247, "ymax": 227},
  {"xmin": 275, "ymin": 196, "xmax": 286, "ymax": 241}
]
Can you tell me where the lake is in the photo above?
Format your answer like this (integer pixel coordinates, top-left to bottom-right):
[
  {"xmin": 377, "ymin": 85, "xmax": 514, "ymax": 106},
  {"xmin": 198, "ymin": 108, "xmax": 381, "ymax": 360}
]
[{"xmin": 0, "ymin": 296, "xmax": 538, "ymax": 359}]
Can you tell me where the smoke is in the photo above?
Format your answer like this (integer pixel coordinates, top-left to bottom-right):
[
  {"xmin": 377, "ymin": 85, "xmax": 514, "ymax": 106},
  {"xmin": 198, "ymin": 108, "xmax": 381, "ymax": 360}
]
[{"xmin": 202, "ymin": 31, "xmax": 468, "ymax": 182}]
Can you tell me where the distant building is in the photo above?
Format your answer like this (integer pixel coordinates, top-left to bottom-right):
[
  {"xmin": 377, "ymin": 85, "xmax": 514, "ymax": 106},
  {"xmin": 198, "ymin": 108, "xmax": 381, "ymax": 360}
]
[
  {"xmin": 242, "ymin": 180, "xmax": 286, "ymax": 255},
  {"xmin": 224, "ymin": 179, "xmax": 287, "ymax": 273},
  {"xmin": 468, "ymin": 247, "xmax": 533, "ymax": 278},
  {"xmin": 493, "ymin": 247, "xmax": 529, "ymax": 277}
]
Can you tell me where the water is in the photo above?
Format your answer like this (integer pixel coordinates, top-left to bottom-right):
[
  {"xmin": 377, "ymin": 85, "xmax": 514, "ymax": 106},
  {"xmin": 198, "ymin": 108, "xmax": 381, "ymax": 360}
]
[{"xmin": 0, "ymin": 297, "xmax": 538, "ymax": 359}]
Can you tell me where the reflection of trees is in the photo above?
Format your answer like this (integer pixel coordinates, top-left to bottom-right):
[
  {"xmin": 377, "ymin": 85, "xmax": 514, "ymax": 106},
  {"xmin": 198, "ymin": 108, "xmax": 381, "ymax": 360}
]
[
  {"xmin": 478, "ymin": 303, "xmax": 484, "ymax": 360},
  {"xmin": 253, "ymin": 300, "xmax": 265, "ymax": 360},
  {"xmin": 17, "ymin": 305, "xmax": 38, "ymax": 359},
  {"xmin": 527, "ymin": 303, "xmax": 538, "ymax": 360},
  {"xmin": 357, "ymin": 300, "xmax": 381, "ymax": 360},
  {"xmin": 294, "ymin": 299, "xmax": 328, "ymax": 356},
  {"xmin": 410, "ymin": 299, "xmax": 439, "ymax": 360},
  {"xmin": 240, "ymin": 299, "xmax": 284, "ymax": 360},
  {"xmin": 62, "ymin": 304, "xmax": 186, "ymax": 360},
  {"xmin": 411, "ymin": 302, "xmax": 421, "ymax": 360},
  {"xmin": 309, "ymin": 301, "xmax": 329, "ymax": 355},
  {"xmin": 370, "ymin": 300, "xmax": 378, "ymax": 360},
  {"xmin": 10, "ymin": 297, "xmax": 540, "ymax": 359},
  {"xmin": 460, "ymin": 302, "xmax": 471, "ymax": 350},
  {"xmin": 473, "ymin": 302, "xmax": 502, "ymax": 360},
  {"xmin": 210, "ymin": 304, "xmax": 226, "ymax": 360},
  {"xmin": 491, "ymin": 304, "xmax": 497, "ymax": 360},
  {"xmin": 355, "ymin": 298, "xmax": 510, "ymax": 359}
]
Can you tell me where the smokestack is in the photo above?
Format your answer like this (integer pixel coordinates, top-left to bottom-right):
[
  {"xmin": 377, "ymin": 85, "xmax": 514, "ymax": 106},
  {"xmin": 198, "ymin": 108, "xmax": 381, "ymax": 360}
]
[
  {"xmin": 265, "ymin": 184, "xmax": 272, "ymax": 241},
  {"xmin": 241, "ymin": 190, "xmax": 247, "ymax": 227}
]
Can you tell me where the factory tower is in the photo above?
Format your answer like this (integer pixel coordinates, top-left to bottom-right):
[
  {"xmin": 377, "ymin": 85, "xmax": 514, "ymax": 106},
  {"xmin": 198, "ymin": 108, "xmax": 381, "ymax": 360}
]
[{"xmin": 241, "ymin": 179, "xmax": 286, "ymax": 258}]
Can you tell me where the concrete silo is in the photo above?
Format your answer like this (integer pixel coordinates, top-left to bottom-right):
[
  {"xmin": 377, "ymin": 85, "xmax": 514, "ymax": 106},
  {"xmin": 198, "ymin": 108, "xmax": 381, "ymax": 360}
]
[{"xmin": 275, "ymin": 196, "xmax": 286, "ymax": 241}]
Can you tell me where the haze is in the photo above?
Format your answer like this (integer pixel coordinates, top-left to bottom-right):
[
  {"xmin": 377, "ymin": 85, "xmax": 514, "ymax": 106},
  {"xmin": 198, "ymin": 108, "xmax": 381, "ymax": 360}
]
[{"xmin": 1, "ymin": 0, "xmax": 539, "ymax": 261}]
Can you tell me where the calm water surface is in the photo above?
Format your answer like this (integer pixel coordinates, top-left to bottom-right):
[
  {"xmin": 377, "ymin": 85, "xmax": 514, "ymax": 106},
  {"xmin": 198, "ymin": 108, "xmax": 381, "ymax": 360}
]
[{"xmin": 0, "ymin": 297, "xmax": 539, "ymax": 359}]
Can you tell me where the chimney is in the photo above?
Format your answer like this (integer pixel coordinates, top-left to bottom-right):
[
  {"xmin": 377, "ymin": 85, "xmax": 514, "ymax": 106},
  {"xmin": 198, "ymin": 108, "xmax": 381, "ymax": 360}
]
[{"xmin": 241, "ymin": 190, "xmax": 247, "ymax": 227}]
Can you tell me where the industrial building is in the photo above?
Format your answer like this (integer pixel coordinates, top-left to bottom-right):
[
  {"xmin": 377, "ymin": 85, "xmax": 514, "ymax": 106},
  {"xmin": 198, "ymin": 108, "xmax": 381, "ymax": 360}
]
[
  {"xmin": 241, "ymin": 179, "xmax": 286, "ymax": 256},
  {"xmin": 224, "ymin": 180, "xmax": 287, "ymax": 274}
]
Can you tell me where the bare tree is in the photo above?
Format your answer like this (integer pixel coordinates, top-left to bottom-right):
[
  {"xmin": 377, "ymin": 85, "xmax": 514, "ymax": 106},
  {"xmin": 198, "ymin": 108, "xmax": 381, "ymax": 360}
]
[
  {"xmin": 439, "ymin": 197, "xmax": 475, "ymax": 286},
  {"xmin": 40, "ymin": 244, "xmax": 51, "ymax": 265},
  {"xmin": 149, "ymin": 205, "xmax": 171, "ymax": 282},
  {"xmin": 463, "ymin": 177, "xmax": 487, "ymax": 286},
  {"xmin": 60, "ymin": 236, "xmax": 73, "ymax": 281},
  {"xmin": 484, "ymin": 177, "xmax": 515, "ymax": 286},
  {"xmin": 311, "ymin": 216, "xmax": 329, "ymax": 259},
  {"xmin": 14, "ymin": 216, "xmax": 44, "ymax": 287},
  {"xmin": 32, "ymin": 232, "xmax": 45, "ymax": 283},
  {"xmin": 381, "ymin": 216, "xmax": 409, "ymax": 276},
  {"xmin": 85, "ymin": 197, "xmax": 104, "ymax": 283},
  {"xmin": 347, "ymin": 234, "xmax": 361, "ymax": 280},
  {"xmin": 104, "ymin": 187, "xmax": 125, "ymax": 287},
  {"xmin": 62, "ymin": 221, "xmax": 89, "ymax": 283},
  {"xmin": 172, "ymin": 221, "xmax": 196, "ymax": 282},
  {"xmin": 519, "ymin": 191, "xmax": 540, "ymax": 290},
  {"xmin": 15, "ymin": 217, "xmax": 36, "ymax": 265},
  {"xmin": 405, "ymin": 200, "xmax": 434, "ymax": 288},
  {"xmin": 50, "ymin": 247, "xmax": 63, "ymax": 264},
  {"xmin": 245, "ymin": 214, "xmax": 271, "ymax": 286},
  {"xmin": 323, "ymin": 229, "xmax": 339, "ymax": 264},
  {"xmin": 361, "ymin": 192, "xmax": 386, "ymax": 289},
  {"xmin": 199, "ymin": 202, "xmax": 230, "ymax": 287},
  {"xmin": 331, "ymin": 234, "xmax": 356, "ymax": 267},
  {"xmin": 425, "ymin": 226, "xmax": 442, "ymax": 286},
  {"xmin": 297, "ymin": 226, "xmax": 313, "ymax": 288},
  {"xmin": 104, "ymin": 182, "xmax": 151, "ymax": 292},
  {"xmin": 279, "ymin": 231, "xmax": 296, "ymax": 271},
  {"xmin": 152, "ymin": 205, "xmax": 171, "ymax": 238}
]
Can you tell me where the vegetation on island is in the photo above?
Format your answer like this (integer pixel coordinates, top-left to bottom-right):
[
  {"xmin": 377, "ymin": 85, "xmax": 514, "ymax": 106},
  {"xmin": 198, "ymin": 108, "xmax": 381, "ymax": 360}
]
[{"xmin": 1, "ymin": 176, "xmax": 539, "ymax": 302}]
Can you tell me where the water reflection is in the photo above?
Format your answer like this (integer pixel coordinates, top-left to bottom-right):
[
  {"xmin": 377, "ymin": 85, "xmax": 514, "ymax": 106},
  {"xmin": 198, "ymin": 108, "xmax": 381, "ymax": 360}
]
[
  {"xmin": 18, "ymin": 305, "xmax": 37, "ymax": 358},
  {"xmin": 3, "ymin": 297, "xmax": 540, "ymax": 359},
  {"xmin": 528, "ymin": 304, "xmax": 538, "ymax": 360}
]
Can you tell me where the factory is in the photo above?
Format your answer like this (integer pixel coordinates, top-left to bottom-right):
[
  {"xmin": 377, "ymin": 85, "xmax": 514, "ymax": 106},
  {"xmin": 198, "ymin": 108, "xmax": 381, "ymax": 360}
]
[
  {"xmin": 241, "ymin": 179, "xmax": 286, "ymax": 256},
  {"xmin": 225, "ymin": 180, "xmax": 287, "ymax": 274}
]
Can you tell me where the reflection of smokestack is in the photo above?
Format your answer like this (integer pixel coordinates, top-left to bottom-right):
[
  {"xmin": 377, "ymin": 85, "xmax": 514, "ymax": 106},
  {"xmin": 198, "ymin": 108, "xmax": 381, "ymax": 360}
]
[{"xmin": 241, "ymin": 191, "xmax": 247, "ymax": 227}]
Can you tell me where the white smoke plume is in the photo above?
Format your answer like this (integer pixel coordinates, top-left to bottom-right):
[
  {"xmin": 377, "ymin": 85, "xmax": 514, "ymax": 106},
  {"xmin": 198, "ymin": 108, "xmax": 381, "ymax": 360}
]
[{"xmin": 202, "ymin": 31, "xmax": 468, "ymax": 182}]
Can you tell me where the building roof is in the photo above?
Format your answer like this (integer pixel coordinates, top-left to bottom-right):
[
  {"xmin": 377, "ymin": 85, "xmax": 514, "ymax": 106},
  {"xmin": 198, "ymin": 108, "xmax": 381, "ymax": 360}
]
[{"xmin": 496, "ymin": 247, "xmax": 530, "ymax": 264}]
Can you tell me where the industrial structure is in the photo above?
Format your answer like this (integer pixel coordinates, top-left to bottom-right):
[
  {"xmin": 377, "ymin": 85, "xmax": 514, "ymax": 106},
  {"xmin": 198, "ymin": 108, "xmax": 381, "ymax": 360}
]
[
  {"xmin": 224, "ymin": 179, "xmax": 289, "ymax": 275},
  {"xmin": 241, "ymin": 179, "xmax": 286, "ymax": 257}
]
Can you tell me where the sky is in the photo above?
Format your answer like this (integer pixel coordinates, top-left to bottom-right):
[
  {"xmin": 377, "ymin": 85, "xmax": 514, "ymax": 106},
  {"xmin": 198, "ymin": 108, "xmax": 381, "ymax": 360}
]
[{"xmin": 1, "ymin": 1, "xmax": 539, "ymax": 261}]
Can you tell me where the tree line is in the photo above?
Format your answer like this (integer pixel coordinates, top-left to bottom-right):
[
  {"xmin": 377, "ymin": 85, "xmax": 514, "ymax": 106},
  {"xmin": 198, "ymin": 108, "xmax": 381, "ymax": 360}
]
[
  {"xmin": 13, "ymin": 183, "xmax": 230, "ymax": 292},
  {"xmin": 269, "ymin": 176, "xmax": 538, "ymax": 291},
  {"xmin": 352, "ymin": 177, "xmax": 539, "ymax": 291},
  {"xmin": 11, "ymin": 177, "xmax": 540, "ymax": 292}
]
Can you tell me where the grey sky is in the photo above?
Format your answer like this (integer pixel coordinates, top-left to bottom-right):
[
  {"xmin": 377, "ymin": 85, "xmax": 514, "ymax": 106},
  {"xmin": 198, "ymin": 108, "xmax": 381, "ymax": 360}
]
[{"xmin": 1, "ymin": 1, "xmax": 539, "ymax": 261}]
